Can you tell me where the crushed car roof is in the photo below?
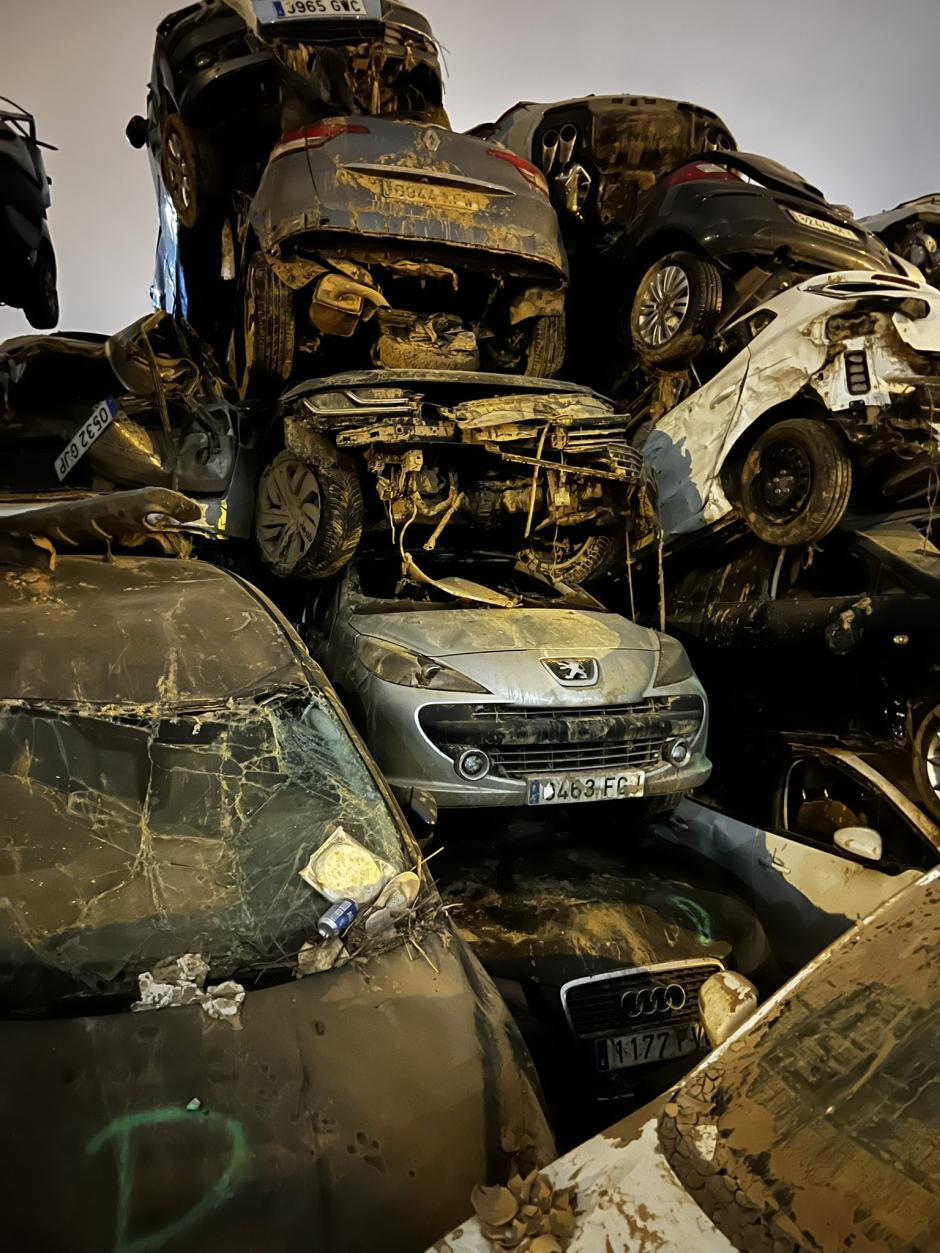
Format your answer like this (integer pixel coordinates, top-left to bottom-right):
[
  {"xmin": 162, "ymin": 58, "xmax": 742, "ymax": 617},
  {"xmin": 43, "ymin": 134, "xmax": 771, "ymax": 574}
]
[{"xmin": 0, "ymin": 555, "xmax": 307, "ymax": 706}]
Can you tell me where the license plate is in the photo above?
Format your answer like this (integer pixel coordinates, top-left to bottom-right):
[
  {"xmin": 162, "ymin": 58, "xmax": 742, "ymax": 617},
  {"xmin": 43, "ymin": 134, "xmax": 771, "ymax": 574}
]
[
  {"xmin": 596, "ymin": 1023, "xmax": 706, "ymax": 1072},
  {"xmin": 788, "ymin": 208, "xmax": 860, "ymax": 243},
  {"xmin": 527, "ymin": 770, "xmax": 644, "ymax": 806},
  {"xmin": 349, "ymin": 173, "xmax": 489, "ymax": 214},
  {"xmin": 54, "ymin": 398, "xmax": 119, "ymax": 482},
  {"xmin": 253, "ymin": 0, "xmax": 380, "ymax": 22}
]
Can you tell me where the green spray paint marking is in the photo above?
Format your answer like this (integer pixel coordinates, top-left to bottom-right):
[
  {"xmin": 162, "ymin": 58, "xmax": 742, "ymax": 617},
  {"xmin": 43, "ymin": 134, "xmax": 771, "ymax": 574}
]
[
  {"xmin": 667, "ymin": 895, "xmax": 714, "ymax": 946},
  {"xmin": 87, "ymin": 1106, "xmax": 247, "ymax": 1253}
]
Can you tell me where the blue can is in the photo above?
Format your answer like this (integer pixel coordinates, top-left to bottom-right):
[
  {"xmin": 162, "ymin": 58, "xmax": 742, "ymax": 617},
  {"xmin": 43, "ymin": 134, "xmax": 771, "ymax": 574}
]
[{"xmin": 317, "ymin": 899, "xmax": 359, "ymax": 939}]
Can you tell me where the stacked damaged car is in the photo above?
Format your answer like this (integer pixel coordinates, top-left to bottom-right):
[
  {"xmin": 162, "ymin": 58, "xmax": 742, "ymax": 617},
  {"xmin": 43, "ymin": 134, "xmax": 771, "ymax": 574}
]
[{"xmin": 2, "ymin": 5, "xmax": 940, "ymax": 1251}]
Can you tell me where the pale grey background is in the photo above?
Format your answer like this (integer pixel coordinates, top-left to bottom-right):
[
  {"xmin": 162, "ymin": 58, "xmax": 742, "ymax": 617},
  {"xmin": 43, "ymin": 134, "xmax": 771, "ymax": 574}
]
[{"xmin": 1, "ymin": 0, "xmax": 937, "ymax": 338}]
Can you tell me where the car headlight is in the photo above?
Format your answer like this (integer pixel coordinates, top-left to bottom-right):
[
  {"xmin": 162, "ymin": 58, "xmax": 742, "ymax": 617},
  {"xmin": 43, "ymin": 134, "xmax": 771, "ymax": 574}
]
[
  {"xmin": 653, "ymin": 633, "xmax": 693, "ymax": 687},
  {"xmin": 356, "ymin": 637, "xmax": 492, "ymax": 694}
]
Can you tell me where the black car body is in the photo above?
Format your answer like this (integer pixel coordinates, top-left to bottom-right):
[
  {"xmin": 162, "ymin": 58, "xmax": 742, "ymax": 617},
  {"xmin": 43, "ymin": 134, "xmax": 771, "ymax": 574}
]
[
  {"xmin": 435, "ymin": 821, "xmax": 771, "ymax": 1139},
  {"xmin": 0, "ymin": 312, "xmax": 255, "ymax": 540},
  {"xmin": 663, "ymin": 510, "xmax": 940, "ymax": 822},
  {"xmin": 0, "ymin": 98, "xmax": 58, "ymax": 328},
  {"xmin": 864, "ymin": 193, "xmax": 940, "ymax": 288},
  {"xmin": 0, "ymin": 522, "xmax": 553, "ymax": 1252}
]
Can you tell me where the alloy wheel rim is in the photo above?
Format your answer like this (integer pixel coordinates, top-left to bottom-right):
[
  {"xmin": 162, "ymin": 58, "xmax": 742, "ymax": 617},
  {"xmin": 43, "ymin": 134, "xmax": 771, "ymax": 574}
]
[
  {"xmin": 636, "ymin": 265, "xmax": 691, "ymax": 347},
  {"xmin": 256, "ymin": 456, "xmax": 322, "ymax": 570},
  {"xmin": 925, "ymin": 725, "xmax": 940, "ymax": 799},
  {"xmin": 165, "ymin": 132, "xmax": 193, "ymax": 213}
]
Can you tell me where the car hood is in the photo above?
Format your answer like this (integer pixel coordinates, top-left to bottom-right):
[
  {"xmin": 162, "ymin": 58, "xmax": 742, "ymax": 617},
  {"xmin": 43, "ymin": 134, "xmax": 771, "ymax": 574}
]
[
  {"xmin": 0, "ymin": 928, "xmax": 553, "ymax": 1253},
  {"xmin": 441, "ymin": 844, "xmax": 770, "ymax": 986},
  {"xmin": 354, "ymin": 608, "xmax": 659, "ymax": 659}
]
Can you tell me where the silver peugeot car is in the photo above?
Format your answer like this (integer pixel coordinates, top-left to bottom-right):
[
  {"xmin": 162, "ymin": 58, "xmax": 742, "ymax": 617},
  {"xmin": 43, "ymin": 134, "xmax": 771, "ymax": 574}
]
[{"xmin": 309, "ymin": 547, "xmax": 710, "ymax": 814}]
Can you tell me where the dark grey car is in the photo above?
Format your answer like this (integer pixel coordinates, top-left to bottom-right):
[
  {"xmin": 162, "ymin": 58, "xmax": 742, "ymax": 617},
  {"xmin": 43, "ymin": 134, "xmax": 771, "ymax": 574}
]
[{"xmin": 0, "ymin": 507, "xmax": 553, "ymax": 1253}]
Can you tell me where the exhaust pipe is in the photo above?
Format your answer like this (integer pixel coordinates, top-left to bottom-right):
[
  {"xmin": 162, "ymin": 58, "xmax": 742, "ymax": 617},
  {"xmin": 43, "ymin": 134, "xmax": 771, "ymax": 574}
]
[
  {"xmin": 558, "ymin": 123, "xmax": 578, "ymax": 166},
  {"xmin": 540, "ymin": 129, "xmax": 559, "ymax": 173}
]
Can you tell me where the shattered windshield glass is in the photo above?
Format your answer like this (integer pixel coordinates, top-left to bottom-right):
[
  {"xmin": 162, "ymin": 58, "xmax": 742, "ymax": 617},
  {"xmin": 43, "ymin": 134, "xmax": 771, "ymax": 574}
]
[{"xmin": 0, "ymin": 691, "xmax": 408, "ymax": 1014}]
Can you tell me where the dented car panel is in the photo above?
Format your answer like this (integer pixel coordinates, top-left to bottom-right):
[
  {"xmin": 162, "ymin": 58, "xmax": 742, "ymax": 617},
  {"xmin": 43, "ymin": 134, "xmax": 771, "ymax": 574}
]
[
  {"xmin": 431, "ymin": 868, "xmax": 940, "ymax": 1253},
  {"xmin": 643, "ymin": 270, "xmax": 940, "ymax": 541},
  {"xmin": 0, "ymin": 550, "xmax": 554, "ymax": 1251}
]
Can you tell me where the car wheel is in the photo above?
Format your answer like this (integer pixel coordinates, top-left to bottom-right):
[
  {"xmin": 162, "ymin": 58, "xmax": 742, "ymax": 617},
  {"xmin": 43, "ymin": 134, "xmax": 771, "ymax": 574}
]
[
  {"xmin": 630, "ymin": 251, "xmax": 722, "ymax": 368},
  {"xmin": 912, "ymin": 703, "xmax": 940, "ymax": 825},
  {"xmin": 240, "ymin": 254, "xmax": 295, "ymax": 398},
  {"xmin": 160, "ymin": 113, "xmax": 217, "ymax": 230},
  {"xmin": 738, "ymin": 418, "xmax": 852, "ymax": 546},
  {"xmin": 254, "ymin": 448, "xmax": 363, "ymax": 580},
  {"xmin": 521, "ymin": 531, "xmax": 623, "ymax": 586},
  {"xmin": 524, "ymin": 312, "xmax": 566, "ymax": 378},
  {"xmin": 22, "ymin": 239, "xmax": 59, "ymax": 329}
]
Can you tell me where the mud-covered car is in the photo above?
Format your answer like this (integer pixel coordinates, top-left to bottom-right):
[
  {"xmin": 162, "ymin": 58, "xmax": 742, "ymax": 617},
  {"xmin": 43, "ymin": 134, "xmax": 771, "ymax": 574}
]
[
  {"xmin": 0, "ymin": 312, "xmax": 254, "ymax": 541},
  {"xmin": 664, "ymin": 510, "xmax": 940, "ymax": 824},
  {"xmin": 641, "ymin": 269, "xmax": 940, "ymax": 548},
  {"xmin": 131, "ymin": 4, "xmax": 567, "ymax": 388},
  {"xmin": 864, "ymin": 193, "xmax": 940, "ymax": 288},
  {"xmin": 0, "ymin": 98, "xmax": 58, "ymax": 328},
  {"xmin": 431, "ymin": 867, "xmax": 940, "ymax": 1253},
  {"xmin": 435, "ymin": 824, "xmax": 771, "ymax": 1132},
  {"xmin": 0, "ymin": 502, "xmax": 553, "ymax": 1253},
  {"xmin": 130, "ymin": 0, "xmax": 447, "ymax": 232},
  {"xmin": 308, "ymin": 546, "xmax": 709, "ymax": 813},
  {"xmin": 255, "ymin": 370, "xmax": 652, "ymax": 582}
]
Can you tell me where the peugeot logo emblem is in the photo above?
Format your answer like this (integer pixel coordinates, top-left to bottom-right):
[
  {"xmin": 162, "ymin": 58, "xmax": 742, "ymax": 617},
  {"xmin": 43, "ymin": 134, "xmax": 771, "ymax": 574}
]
[
  {"xmin": 541, "ymin": 658, "xmax": 599, "ymax": 687},
  {"xmin": 620, "ymin": 984, "xmax": 687, "ymax": 1018}
]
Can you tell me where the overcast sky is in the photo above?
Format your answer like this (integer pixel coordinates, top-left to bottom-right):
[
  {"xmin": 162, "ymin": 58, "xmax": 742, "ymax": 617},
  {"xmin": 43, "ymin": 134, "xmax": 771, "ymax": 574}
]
[{"xmin": 2, "ymin": 0, "xmax": 938, "ymax": 339}]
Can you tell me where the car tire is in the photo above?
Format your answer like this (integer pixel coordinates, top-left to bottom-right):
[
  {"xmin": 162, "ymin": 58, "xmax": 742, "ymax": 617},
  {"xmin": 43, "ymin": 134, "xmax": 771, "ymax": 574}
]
[
  {"xmin": 912, "ymin": 702, "xmax": 940, "ymax": 825},
  {"xmin": 160, "ymin": 113, "xmax": 218, "ymax": 230},
  {"xmin": 524, "ymin": 312, "xmax": 566, "ymax": 378},
  {"xmin": 630, "ymin": 251, "xmax": 722, "ymax": 368},
  {"xmin": 521, "ymin": 531, "xmax": 623, "ymax": 586},
  {"xmin": 738, "ymin": 418, "xmax": 852, "ymax": 547},
  {"xmin": 22, "ymin": 239, "xmax": 59, "ymax": 329},
  {"xmin": 240, "ymin": 254, "xmax": 296, "ymax": 398},
  {"xmin": 254, "ymin": 448, "xmax": 363, "ymax": 580}
]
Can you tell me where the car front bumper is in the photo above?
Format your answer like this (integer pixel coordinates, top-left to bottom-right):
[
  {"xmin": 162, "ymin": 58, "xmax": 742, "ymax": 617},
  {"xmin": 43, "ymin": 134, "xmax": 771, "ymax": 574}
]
[{"xmin": 365, "ymin": 677, "xmax": 711, "ymax": 810}]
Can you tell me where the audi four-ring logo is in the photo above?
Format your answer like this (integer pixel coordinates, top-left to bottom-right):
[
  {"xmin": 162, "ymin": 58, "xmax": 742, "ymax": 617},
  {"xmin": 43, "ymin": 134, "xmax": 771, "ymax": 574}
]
[{"xmin": 620, "ymin": 984, "xmax": 687, "ymax": 1018}]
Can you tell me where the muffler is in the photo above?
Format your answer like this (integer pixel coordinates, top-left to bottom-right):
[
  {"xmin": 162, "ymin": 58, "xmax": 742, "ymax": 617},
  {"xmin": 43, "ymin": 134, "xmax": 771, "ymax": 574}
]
[
  {"xmin": 540, "ymin": 129, "xmax": 559, "ymax": 173},
  {"xmin": 558, "ymin": 123, "xmax": 578, "ymax": 166}
]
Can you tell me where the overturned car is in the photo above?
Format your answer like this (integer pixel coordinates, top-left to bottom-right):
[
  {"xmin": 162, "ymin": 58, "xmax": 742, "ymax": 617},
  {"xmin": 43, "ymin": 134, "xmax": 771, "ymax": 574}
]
[
  {"xmin": 641, "ymin": 269, "xmax": 940, "ymax": 548},
  {"xmin": 256, "ymin": 370, "xmax": 654, "ymax": 582}
]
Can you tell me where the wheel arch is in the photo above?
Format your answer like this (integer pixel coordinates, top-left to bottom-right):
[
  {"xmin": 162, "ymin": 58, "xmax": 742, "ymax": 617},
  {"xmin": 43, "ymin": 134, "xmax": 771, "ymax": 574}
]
[{"xmin": 719, "ymin": 394, "xmax": 845, "ymax": 505}]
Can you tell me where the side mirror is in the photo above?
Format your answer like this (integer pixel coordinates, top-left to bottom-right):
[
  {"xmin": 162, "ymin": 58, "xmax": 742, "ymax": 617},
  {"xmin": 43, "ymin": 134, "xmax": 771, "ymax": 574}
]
[
  {"xmin": 834, "ymin": 827, "xmax": 883, "ymax": 863},
  {"xmin": 699, "ymin": 971, "xmax": 759, "ymax": 1049},
  {"xmin": 125, "ymin": 115, "xmax": 148, "ymax": 150}
]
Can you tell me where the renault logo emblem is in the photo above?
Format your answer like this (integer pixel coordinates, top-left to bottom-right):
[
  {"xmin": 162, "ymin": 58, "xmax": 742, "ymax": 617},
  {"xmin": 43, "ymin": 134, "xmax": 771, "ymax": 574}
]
[
  {"xmin": 542, "ymin": 658, "xmax": 599, "ymax": 687},
  {"xmin": 620, "ymin": 984, "xmax": 687, "ymax": 1018}
]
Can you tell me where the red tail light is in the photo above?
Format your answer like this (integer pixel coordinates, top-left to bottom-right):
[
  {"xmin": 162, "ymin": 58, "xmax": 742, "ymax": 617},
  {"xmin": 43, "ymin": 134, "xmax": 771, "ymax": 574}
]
[
  {"xmin": 666, "ymin": 161, "xmax": 743, "ymax": 188},
  {"xmin": 271, "ymin": 120, "xmax": 369, "ymax": 162},
  {"xmin": 487, "ymin": 147, "xmax": 549, "ymax": 195}
]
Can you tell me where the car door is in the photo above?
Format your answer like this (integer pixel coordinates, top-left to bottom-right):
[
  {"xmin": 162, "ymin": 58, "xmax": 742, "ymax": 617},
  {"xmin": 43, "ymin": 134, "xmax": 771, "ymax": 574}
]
[{"xmin": 751, "ymin": 748, "xmax": 936, "ymax": 971}]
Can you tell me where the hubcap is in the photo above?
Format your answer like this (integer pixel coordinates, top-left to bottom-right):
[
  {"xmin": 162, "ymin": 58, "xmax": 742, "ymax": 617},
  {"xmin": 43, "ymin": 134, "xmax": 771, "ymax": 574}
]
[
  {"xmin": 755, "ymin": 441, "xmax": 813, "ymax": 521},
  {"xmin": 636, "ymin": 264, "xmax": 691, "ymax": 347},
  {"xmin": 926, "ymin": 725, "xmax": 940, "ymax": 800},
  {"xmin": 256, "ymin": 456, "xmax": 322, "ymax": 572},
  {"xmin": 165, "ymin": 132, "xmax": 193, "ymax": 213}
]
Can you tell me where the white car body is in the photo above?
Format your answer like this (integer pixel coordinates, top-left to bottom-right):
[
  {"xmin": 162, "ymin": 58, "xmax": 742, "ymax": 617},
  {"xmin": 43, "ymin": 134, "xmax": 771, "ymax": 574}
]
[{"xmin": 644, "ymin": 270, "xmax": 940, "ymax": 541}]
